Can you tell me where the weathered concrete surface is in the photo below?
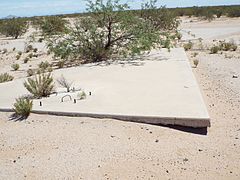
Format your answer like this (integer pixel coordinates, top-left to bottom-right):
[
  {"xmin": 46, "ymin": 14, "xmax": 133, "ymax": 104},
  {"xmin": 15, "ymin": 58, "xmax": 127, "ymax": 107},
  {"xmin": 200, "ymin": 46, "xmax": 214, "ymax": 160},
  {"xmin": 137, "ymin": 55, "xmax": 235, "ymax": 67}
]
[{"xmin": 0, "ymin": 48, "xmax": 210, "ymax": 127}]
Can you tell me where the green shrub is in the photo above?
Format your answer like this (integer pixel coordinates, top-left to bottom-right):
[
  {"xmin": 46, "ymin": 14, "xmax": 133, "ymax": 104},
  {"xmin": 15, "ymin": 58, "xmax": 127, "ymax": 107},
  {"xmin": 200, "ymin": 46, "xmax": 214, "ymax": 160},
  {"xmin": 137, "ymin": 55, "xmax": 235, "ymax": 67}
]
[
  {"xmin": 0, "ymin": 73, "xmax": 14, "ymax": 83},
  {"xmin": 193, "ymin": 59, "xmax": 199, "ymax": 68},
  {"xmin": 13, "ymin": 97, "xmax": 33, "ymax": 118},
  {"xmin": 24, "ymin": 73, "xmax": 54, "ymax": 98},
  {"xmin": 11, "ymin": 63, "xmax": 20, "ymax": 71},
  {"xmin": 210, "ymin": 46, "xmax": 220, "ymax": 54}
]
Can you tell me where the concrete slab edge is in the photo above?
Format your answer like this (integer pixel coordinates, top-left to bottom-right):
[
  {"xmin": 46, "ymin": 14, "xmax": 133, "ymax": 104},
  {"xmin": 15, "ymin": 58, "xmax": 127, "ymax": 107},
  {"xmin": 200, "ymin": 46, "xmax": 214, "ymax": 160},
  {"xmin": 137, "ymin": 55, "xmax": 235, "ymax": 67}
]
[{"xmin": 0, "ymin": 108, "xmax": 211, "ymax": 128}]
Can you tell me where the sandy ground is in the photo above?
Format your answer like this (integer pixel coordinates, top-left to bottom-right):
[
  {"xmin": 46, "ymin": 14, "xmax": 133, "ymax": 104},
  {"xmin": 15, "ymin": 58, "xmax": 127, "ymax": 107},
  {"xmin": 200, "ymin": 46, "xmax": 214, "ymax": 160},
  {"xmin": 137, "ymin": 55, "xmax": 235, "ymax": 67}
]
[{"xmin": 0, "ymin": 17, "xmax": 240, "ymax": 179}]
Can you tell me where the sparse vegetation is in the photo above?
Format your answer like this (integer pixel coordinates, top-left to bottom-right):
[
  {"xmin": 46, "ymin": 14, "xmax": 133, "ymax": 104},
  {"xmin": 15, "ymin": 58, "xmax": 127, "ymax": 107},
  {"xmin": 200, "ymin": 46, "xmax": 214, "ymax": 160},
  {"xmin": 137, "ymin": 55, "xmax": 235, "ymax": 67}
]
[
  {"xmin": 11, "ymin": 63, "xmax": 20, "ymax": 71},
  {"xmin": 38, "ymin": 16, "xmax": 68, "ymax": 36},
  {"xmin": 38, "ymin": 61, "xmax": 51, "ymax": 70},
  {"xmin": 183, "ymin": 41, "xmax": 193, "ymax": 51},
  {"xmin": 57, "ymin": 75, "xmax": 73, "ymax": 92},
  {"xmin": 16, "ymin": 54, "xmax": 21, "ymax": 60},
  {"xmin": 48, "ymin": 0, "xmax": 176, "ymax": 64},
  {"xmin": 24, "ymin": 57, "xmax": 30, "ymax": 63},
  {"xmin": 210, "ymin": 46, "xmax": 220, "ymax": 54},
  {"xmin": 0, "ymin": 73, "xmax": 14, "ymax": 83},
  {"xmin": 13, "ymin": 97, "xmax": 33, "ymax": 119},
  {"xmin": 193, "ymin": 59, "xmax": 199, "ymax": 68},
  {"xmin": 24, "ymin": 73, "xmax": 54, "ymax": 98},
  {"xmin": 0, "ymin": 18, "xmax": 28, "ymax": 39},
  {"xmin": 27, "ymin": 69, "xmax": 35, "ymax": 77},
  {"xmin": 78, "ymin": 91, "xmax": 87, "ymax": 100}
]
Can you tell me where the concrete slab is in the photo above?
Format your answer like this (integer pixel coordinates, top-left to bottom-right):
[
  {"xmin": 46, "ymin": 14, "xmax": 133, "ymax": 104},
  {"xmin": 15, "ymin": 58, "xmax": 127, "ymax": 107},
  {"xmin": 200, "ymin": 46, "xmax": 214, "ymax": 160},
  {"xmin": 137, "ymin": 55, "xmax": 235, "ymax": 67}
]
[{"xmin": 0, "ymin": 48, "xmax": 210, "ymax": 127}]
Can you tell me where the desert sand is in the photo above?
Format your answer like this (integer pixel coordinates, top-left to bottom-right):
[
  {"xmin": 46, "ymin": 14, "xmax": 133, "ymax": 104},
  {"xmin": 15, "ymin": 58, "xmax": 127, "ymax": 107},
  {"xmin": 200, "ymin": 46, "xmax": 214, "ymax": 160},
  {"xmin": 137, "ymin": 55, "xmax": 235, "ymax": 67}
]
[{"xmin": 0, "ymin": 17, "xmax": 240, "ymax": 179}]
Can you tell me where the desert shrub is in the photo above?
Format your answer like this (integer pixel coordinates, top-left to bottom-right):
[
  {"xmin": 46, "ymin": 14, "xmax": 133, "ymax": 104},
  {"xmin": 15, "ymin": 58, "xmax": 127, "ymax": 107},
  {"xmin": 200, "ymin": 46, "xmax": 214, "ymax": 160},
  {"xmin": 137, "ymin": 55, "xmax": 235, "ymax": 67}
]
[
  {"xmin": 57, "ymin": 60, "xmax": 65, "ymax": 68},
  {"xmin": 24, "ymin": 73, "xmax": 54, "ymax": 98},
  {"xmin": 25, "ymin": 45, "xmax": 33, "ymax": 53},
  {"xmin": 220, "ymin": 42, "xmax": 238, "ymax": 51},
  {"xmin": 18, "ymin": 51, "xmax": 22, "ymax": 55},
  {"xmin": 57, "ymin": 75, "xmax": 73, "ymax": 92},
  {"xmin": 183, "ymin": 41, "xmax": 193, "ymax": 51},
  {"xmin": 28, "ymin": 53, "xmax": 33, "ymax": 58},
  {"xmin": 27, "ymin": 69, "xmax": 35, "ymax": 76},
  {"xmin": 38, "ymin": 61, "xmax": 50, "ymax": 70},
  {"xmin": 227, "ymin": 8, "xmax": 240, "ymax": 17},
  {"xmin": 39, "ymin": 16, "xmax": 68, "ymax": 36},
  {"xmin": 0, "ymin": 73, "xmax": 14, "ymax": 83},
  {"xmin": 210, "ymin": 46, "xmax": 220, "ymax": 54},
  {"xmin": 140, "ymin": 2, "xmax": 179, "ymax": 31},
  {"xmin": 78, "ymin": 91, "xmax": 86, "ymax": 100},
  {"xmin": 48, "ymin": 0, "xmax": 170, "ymax": 64},
  {"xmin": 193, "ymin": 59, "xmax": 199, "ymax": 68},
  {"xmin": 33, "ymin": 48, "xmax": 38, "ymax": 53},
  {"xmin": 0, "ymin": 18, "xmax": 28, "ymax": 39},
  {"xmin": 13, "ymin": 97, "xmax": 33, "ymax": 118},
  {"xmin": 176, "ymin": 32, "xmax": 182, "ymax": 40},
  {"xmin": 11, "ymin": 63, "xmax": 20, "ymax": 71},
  {"xmin": 16, "ymin": 54, "xmax": 21, "ymax": 60},
  {"xmin": 192, "ymin": 52, "xmax": 198, "ymax": 57},
  {"xmin": 24, "ymin": 57, "xmax": 29, "ymax": 63},
  {"xmin": 13, "ymin": 47, "xmax": 16, "ymax": 51}
]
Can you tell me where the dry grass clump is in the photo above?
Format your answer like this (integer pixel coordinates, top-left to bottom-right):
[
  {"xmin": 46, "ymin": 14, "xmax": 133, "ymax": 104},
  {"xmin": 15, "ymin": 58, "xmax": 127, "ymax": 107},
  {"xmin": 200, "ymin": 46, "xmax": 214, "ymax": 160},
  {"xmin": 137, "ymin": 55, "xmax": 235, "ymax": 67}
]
[{"xmin": 57, "ymin": 75, "xmax": 73, "ymax": 92}]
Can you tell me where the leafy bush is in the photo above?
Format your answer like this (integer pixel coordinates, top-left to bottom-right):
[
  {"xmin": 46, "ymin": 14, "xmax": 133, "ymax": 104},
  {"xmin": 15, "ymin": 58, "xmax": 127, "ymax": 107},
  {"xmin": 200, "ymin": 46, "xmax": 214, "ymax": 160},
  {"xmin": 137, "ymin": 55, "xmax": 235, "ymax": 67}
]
[
  {"xmin": 11, "ymin": 63, "xmax": 20, "ymax": 71},
  {"xmin": 24, "ymin": 73, "xmax": 54, "ymax": 98},
  {"xmin": 0, "ymin": 18, "xmax": 28, "ymax": 39},
  {"xmin": 13, "ymin": 97, "xmax": 33, "ymax": 118},
  {"xmin": 48, "ymin": 0, "xmax": 169, "ymax": 64},
  {"xmin": 57, "ymin": 75, "xmax": 73, "ymax": 92},
  {"xmin": 0, "ymin": 73, "xmax": 14, "ymax": 83},
  {"xmin": 210, "ymin": 46, "xmax": 220, "ymax": 54}
]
